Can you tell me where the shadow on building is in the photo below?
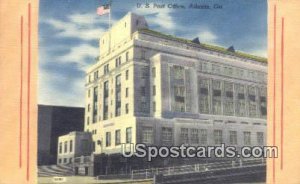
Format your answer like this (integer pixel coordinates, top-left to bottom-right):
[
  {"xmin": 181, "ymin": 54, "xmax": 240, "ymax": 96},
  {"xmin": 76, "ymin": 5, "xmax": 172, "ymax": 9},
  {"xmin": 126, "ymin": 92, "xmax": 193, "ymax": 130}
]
[{"xmin": 38, "ymin": 105, "xmax": 84, "ymax": 166}]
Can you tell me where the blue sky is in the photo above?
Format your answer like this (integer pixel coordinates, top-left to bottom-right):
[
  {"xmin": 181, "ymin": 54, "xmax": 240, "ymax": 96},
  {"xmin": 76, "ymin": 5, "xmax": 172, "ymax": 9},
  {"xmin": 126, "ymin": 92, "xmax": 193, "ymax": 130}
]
[{"xmin": 39, "ymin": 0, "xmax": 267, "ymax": 107}]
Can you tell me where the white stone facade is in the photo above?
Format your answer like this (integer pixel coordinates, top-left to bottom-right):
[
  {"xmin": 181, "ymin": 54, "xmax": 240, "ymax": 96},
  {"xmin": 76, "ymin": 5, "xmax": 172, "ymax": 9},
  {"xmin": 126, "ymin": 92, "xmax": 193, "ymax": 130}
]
[{"xmin": 84, "ymin": 12, "xmax": 267, "ymax": 154}]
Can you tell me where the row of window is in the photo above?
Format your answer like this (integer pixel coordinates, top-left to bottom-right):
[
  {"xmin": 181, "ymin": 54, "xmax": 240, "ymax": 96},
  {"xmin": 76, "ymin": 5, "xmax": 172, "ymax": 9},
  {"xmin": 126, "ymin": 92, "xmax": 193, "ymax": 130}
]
[
  {"xmin": 199, "ymin": 78, "xmax": 267, "ymax": 118},
  {"xmin": 199, "ymin": 61, "xmax": 266, "ymax": 82},
  {"xmin": 105, "ymin": 127, "xmax": 132, "ymax": 147},
  {"xmin": 58, "ymin": 140, "xmax": 73, "ymax": 154},
  {"xmin": 86, "ymin": 103, "xmax": 130, "ymax": 124},
  {"xmin": 58, "ymin": 158, "xmax": 72, "ymax": 164},
  {"xmin": 88, "ymin": 52, "xmax": 130, "ymax": 83},
  {"xmin": 140, "ymin": 127, "xmax": 264, "ymax": 146},
  {"xmin": 87, "ymin": 72, "xmax": 130, "ymax": 123},
  {"xmin": 88, "ymin": 70, "xmax": 130, "ymax": 99}
]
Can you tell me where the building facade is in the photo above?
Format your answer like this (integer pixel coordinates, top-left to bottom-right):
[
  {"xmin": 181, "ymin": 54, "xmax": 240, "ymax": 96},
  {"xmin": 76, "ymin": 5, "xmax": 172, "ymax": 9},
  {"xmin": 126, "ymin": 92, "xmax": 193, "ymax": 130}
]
[
  {"xmin": 84, "ymin": 13, "xmax": 267, "ymax": 155},
  {"xmin": 38, "ymin": 105, "xmax": 84, "ymax": 165},
  {"xmin": 57, "ymin": 131, "xmax": 93, "ymax": 165}
]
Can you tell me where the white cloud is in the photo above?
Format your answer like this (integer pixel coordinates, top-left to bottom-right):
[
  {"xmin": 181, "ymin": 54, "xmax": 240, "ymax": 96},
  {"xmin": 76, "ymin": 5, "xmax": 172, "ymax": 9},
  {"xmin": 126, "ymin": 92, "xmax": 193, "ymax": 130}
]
[
  {"xmin": 58, "ymin": 44, "xmax": 99, "ymax": 69},
  {"xmin": 132, "ymin": 7, "xmax": 177, "ymax": 32},
  {"xmin": 197, "ymin": 30, "xmax": 218, "ymax": 43},
  {"xmin": 43, "ymin": 18, "xmax": 105, "ymax": 41},
  {"xmin": 38, "ymin": 69, "xmax": 85, "ymax": 107}
]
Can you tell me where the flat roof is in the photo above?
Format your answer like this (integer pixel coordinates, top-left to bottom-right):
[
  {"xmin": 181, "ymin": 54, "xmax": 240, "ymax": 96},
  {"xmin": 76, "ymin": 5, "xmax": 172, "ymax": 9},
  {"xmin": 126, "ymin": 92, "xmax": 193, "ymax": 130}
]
[{"xmin": 137, "ymin": 28, "xmax": 267, "ymax": 64}]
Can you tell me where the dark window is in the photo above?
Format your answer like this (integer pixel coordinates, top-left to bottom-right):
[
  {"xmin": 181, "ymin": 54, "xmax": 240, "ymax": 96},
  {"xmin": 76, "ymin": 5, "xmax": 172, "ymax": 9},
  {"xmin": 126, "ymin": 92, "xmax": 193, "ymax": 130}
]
[
  {"xmin": 152, "ymin": 67, "xmax": 156, "ymax": 78},
  {"xmin": 93, "ymin": 86, "xmax": 98, "ymax": 123},
  {"xmin": 115, "ymin": 130, "xmax": 121, "ymax": 145},
  {"xmin": 226, "ymin": 91, "xmax": 233, "ymax": 98},
  {"xmin": 126, "ymin": 127, "xmax": 132, "ymax": 143},
  {"xmin": 115, "ymin": 75, "xmax": 121, "ymax": 117},
  {"xmin": 213, "ymin": 90, "xmax": 221, "ymax": 97},
  {"xmin": 125, "ymin": 103, "xmax": 129, "ymax": 114},
  {"xmin": 126, "ymin": 52, "xmax": 129, "ymax": 62},
  {"xmin": 153, "ymin": 101, "xmax": 156, "ymax": 112},
  {"xmin": 153, "ymin": 85, "xmax": 156, "ymax": 96},
  {"xmin": 103, "ymin": 81, "xmax": 109, "ymax": 120},
  {"xmin": 238, "ymin": 93, "xmax": 245, "ymax": 99},
  {"xmin": 69, "ymin": 140, "xmax": 73, "ymax": 152},
  {"xmin": 126, "ymin": 70, "xmax": 129, "ymax": 80},
  {"xmin": 200, "ymin": 88, "xmax": 208, "ymax": 95},
  {"xmin": 249, "ymin": 95, "xmax": 256, "ymax": 101},
  {"xmin": 106, "ymin": 132, "xmax": 111, "ymax": 147},
  {"xmin": 125, "ymin": 88, "xmax": 129, "ymax": 98},
  {"xmin": 59, "ymin": 143, "xmax": 62, "ymax": 154},
  {"xmin": 64, "ymin": 141, "xmax": 68, "ymax": 153}
]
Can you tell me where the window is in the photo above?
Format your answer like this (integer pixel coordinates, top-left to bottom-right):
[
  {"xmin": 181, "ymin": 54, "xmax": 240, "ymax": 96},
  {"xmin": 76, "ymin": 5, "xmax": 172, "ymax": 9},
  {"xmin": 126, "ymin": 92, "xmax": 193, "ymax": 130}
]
[
  {"xmin": 103, "ymin": 81, "xmax": 109, "ymax": 120},
  {"xmin": 64, "ymin": 158, "xmax": 67, "ymax": 163},
  {"xmin": 214, "ymin": 130, "xmax": 223, "ymax": 144},
  {"xmin": 140, "ymin": 86, "xmax": 146, "ymax": 96},
  {"xmin": 88, "ymin": 75, "xmax": 91, "ymax": 83},
  {"xmin": 248, "ymin": 86, "xmax": 257, "ymax": 117},
  {"xmin": 69, "ymin": 140, "xmax": 73, "ymax": 152},
  {"xmin": 173, "ymin": 65, "xmax": 184, "ymax": 80},
  {"xmin": 152, "ymin": 101, "xmax": 156, "ymax": 112},
  {"xmin": 161, "ymin": 127, "xmax": 173, "ymax": 145},
  {"xmin": 106, "ymin": 132, "xmax": 111, "ymax": 147},
  {"xmin": 115, "ymin": 130, "xmax": 121, "ymax": 145},
  {"xmin": 141, "ymin": 67, "xmax": 148, "ymax": 79},
  {"xmin": 142, "ymin": 127, "xmax": 153, "ymax": 144},
  {"xmin": 212, "ymin": 80, "xmax": 222, "ymax": 115},
  {"xmin": 199, "ymin": 129, "xmax": 207, "ymax": 144},
  {"xmin": 104, "ymin": 64, "xmax": 109, "ymax": 74},
  {"xmin": 126, "ymin": 127, "xmax": 132, "ymax": 143},
  {"xmin": 152, "ymin": 67, "xmax": 156, "ymax": 78},
  {"xmin": 126, "ymin": 70, "xmax": 129, "ymax": 80},
  {"xmin": 125, "ymin": 103, "xmax": 129, "ymax": 114},
  {"xmin": 125, "ymin": 88, "xmax": 129, "ymax": 98},
  {"xmin": 191, "ymin": 129, "xmax": 199, "ymax": 144},
  {"xmin": 94, "ymin": 70, "xmax": 99, "ymax": 80},
  {"xmin": 224, "ymin": 82, "xmax": 234, "ymax": 116},
  {"xmin": 257, "ymin": 132, "xmax": 264, "ymax": 145},
  {"xmin": 180, "ymin": 128, "xmax": 189, "ymax": 144},
  {"xmin": 126, "ymin": 52, "xmax": 129, "ymax": 62},
  {"xmin": 259, "ymin": 87, "xmax": 267, "ymax": 118},
  {"xmin": 87, "ymin": 117, "xmax": 90, "ymax": 125},
  {"xmin": 59, "ymin": 143, "xmax": 62, "ymax": 154},
  {"xmin": 229, "ymin": 131, "xmax": 237, "ymax": 145},
  {"xmin": 141, "ymin": 102, "xmax": 147, "ymax": 112},
  {"xmin": 69, "ymin": 158, "xmax": 72, "ymax": 163},
  {"xmin": 152, "ymin": 85, "xmax": 156, "ymax": 96},
  {"xmin": 199, "ymin": 78, "xmax": 209, "ymax": 114},
  {"xmin": 88, "ymin": 89, "xmax": 90, "ymax": 98},
  {"xmin": 115, "ymin": 56, "xmax": 121, "ymax": 67},
  {"xmin": 115, "ymin": 75, "xmax": 121, "ymax": 117},
  {"xmin": 64, "ymin": 141, "xmax": 68, "ymax": 153},
  {"xmin": 58, "ymin": 159, "xmax": 62, "ymax": 164},
  {"xmin": 244, "ymin": 131, "xmax": 251, "ymax": 145},
  {"xmin": 236, "ymin": 84, "xmax": 246, "ymax": 116},
  {"xmin": 173, "ymin": 86, "xmax": 185, "ymax": 112},
  {"xmin": 93, "ymin": 86, "xmax": 98, "ymax": 123},
  {"xmin": 87, "ymin": 104, "xmax": 90, "ymax": 112}
]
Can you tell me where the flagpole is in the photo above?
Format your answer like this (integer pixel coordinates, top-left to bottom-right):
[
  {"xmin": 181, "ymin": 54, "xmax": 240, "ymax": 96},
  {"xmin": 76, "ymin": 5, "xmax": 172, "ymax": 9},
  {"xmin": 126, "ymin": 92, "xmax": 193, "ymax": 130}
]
[
  {"xmin": 108, "ymin": 0, "xmax": 112, "ymax": 53},
  {"xmin": 109, "ymin": 0, "xmax": 112, "ymax": 29}
]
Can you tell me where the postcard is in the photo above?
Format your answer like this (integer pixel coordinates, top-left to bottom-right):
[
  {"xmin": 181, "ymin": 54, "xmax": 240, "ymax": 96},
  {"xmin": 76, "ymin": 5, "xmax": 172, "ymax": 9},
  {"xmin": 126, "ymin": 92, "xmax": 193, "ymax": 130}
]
[{"xmin": 0, "ymin": 0, "xmax": 299, "ymax": 183}]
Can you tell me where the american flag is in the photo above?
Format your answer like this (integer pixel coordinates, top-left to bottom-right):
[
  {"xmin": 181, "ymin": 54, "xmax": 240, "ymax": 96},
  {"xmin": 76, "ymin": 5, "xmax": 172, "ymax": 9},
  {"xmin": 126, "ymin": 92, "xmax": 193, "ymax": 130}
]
[{"xmin": 97, "ymin": 4, "xmax": 110, "ymax": 16}]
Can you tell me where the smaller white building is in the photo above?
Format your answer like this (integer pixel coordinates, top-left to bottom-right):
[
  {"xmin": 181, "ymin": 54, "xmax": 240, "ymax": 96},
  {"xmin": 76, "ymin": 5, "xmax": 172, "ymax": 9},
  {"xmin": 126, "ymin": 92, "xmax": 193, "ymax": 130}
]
[{"xmin": 57, "ymin": 131, "xmax": 93, "ymax": 165}]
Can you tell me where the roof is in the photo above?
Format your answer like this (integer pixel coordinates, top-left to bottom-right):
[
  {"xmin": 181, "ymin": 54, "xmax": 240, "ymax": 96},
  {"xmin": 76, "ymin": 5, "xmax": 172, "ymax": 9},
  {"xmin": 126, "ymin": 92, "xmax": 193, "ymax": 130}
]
[{"xmin": 137, "ymin": 29, "xmax": 267, "ymax": 64}]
